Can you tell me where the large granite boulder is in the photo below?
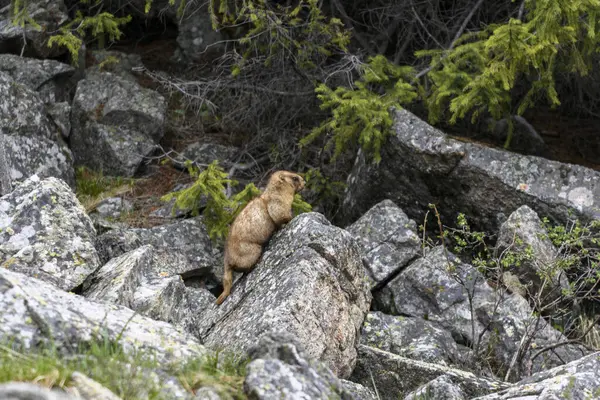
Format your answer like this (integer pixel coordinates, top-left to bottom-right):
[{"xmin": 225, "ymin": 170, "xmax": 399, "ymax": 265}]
[
  {"xmin": 0, "ymin": 268, "xmax": 207, "ymax": 363},
  {"xmin": 82, "ymin": 244, "xmax": 215, "ymax": 333},
  {"xmin": 350, "ymin": 345, "xmax": 509, "ymax": 400},
  {"xmin": 346, "ymin": 199, "xmax": 421, "ymax": 288},
  {"xmin": 243, "ymin": 331, "xmax": 372, "ymax": 399},
  {"xmin": 0, "ymin": 175, "xmax": 100, "ymax": 291},
  {"xmin": 0, "ymin": 382, "xmax": 74, "ymax": 400},
  {"xmin": 343, "ymin": 109, "xmax": 600, "ymax": 235},
  {"xmin": 0, "ymin": 72, "xmax": 74, "ymax": 193},
  {"xmin": 70, "ymin": 70, "xmax": 166, "ymax": 177},
  {"xmin": 361, "ymin": 311, "xmax": 462, "ymax": 367},
  {"xmin": 375, "ymin": 246, "xmax": 587, "ymax": 379},
  {"xmin": 95, "ymin": 216, "xmax": 220, "ymax": 288},
  {"xmin": 0, "ymin": 54, "xmax": 75, "ymax": 103},
  {"xmin": 496, "ymin": 205, "xmax": 570, "ymax": 304},
  {"xmin": 473, "ymin": 351, "xmax": 600, "ymax": 399},
  {"xmin": 196, "ymin": 212, "xmax": 372, "ymax": 378}
]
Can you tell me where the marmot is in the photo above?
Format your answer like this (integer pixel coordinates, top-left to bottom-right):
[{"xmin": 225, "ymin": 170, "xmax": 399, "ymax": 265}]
[{"xmin": 215, "ymin": 170, "xmax": 305, "ymax": 305}]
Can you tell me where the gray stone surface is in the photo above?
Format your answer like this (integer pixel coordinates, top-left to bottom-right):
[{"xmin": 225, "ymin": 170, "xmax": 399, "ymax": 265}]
[
  {"xmin": 346, "ymin": 199, "xmax": 420, "ymax": 287},
  {"xmin": 69, "ymin": 372, "xmax": 121, "ymax": 400},
  {"xmin": 87, "ymin": 50, "xmax": 144, "ymax": 81},
  {"xmin": 473, "ymin": 352, "xmax": 600, "ymax": 399},
  {"xmin": 174, "ymin": 142, "xmax": 239, "ymax": 170},
  {"xmin": 0, "ymin": 132, "xmax": 12, "ymax": 195},
  {"xmin": 0, "ymin": 72, "xmax": 74, "ymax": 189},
  {"xmin": 0, "ymin": 175, "xmax": 100, "ymax": 291},
  {"xmin": 243, "ymin": 331, "xmax": 360, "ymax": 399},
  {"xmin": 82, "ymin": 244, "xmax": 213, "ymax": 333},
  {"xmin": 404, "ymin": 375, "xmax": 467, "ymax": 400},
  {"xmin": 343, "ymin": 108, "xmax": 600, "ymax": 236},
  {"xmin": 46, "ymin": 102, "xmax": 71, "ymax": 139},
  {"xmin": 70, "ymin": 70, "xmax": 166, "ymax": 177},
  {"xmin": 375, "ymin": 246, "xmax": 587, "ymax": 379},
  {"xmin": 0, "ymin": 382, "xmax": 74, "ymax": 400},
  {"xmin": 174, "ymin": 2, "xmax": 226, "ymax": 62},
  {"xmin": 197, "ymin": 213, "xmax": 372, "ymax": 379},
  {"xmin": 340, "ymin": 379, "xmax": 377, "ymax": 400},
  {"xmin": 361, "ymin": 311, "xmax": 461, "ymax": 366},
  {"xmin": 0, "ymin": 268, "xmax": 207, "ymax": 363},
  {"xmin": 94, "ymin": 196, "xmax": 134, "ymax": 219},
  {"xmin": 0, "ymin": 54, "xmax": 75, "ymax": 103},
  {"xmin": 497, "ymin": 205, "xmax": 570, "ymax": 303},
  {"xmin": 350, "ymin": 345, "xmax": 509, "ymax": 400},
  {"xmin": 95, "ymin": 216, "xmax": 219, "ymax": 285}
]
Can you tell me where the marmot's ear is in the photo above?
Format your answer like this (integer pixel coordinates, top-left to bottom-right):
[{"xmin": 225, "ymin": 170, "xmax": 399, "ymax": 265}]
[{"xmin": 279, "ymin": 173, "xmax": 286, "ymax": 181}]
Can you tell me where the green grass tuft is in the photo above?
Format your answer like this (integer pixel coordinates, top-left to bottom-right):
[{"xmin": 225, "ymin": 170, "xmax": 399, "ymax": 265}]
[
  {"xmin": 75, "ymin": 167, "xmax": 134, "ymax": 213},
  {"xmin": 0, "ymin": 338, "xmax": 247, "ymax": 399}
]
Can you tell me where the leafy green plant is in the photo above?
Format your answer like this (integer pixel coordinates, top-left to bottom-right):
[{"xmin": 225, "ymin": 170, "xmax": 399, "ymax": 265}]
[
  {"xmin": 75, "ymin": 167, "xmax": 134, "ymax": 212},
  {"xmin": 0, "ymin": 337, "xmax": 249, "ymax": 399},
  {"xmin": 10, "ymin": 0, "xmax": 41, "ymax": 31},
  {"xmin": 46, "ymin": 11, "xmax": 132, "ymax": 65},
  {"xmin": 416, "ymin": 0, "xmax": 600, "ymax": 148},
  {"xmin": 301, "ymin": 55, "xmax": 417, "ymax": 163},
  {"xmin": 209, "ymin": 0, "xmax": 349, "ymax": 71},
  {"xmin": 0, "ymin": 338, "xmax": 162, "ymax": 399},
  {"xmin": 176, "ymin": 349, "xmax": 248, "ymax": 399},
  {"xmin": 162, "ymin": 161, "xmax": 312, "ymax": 241}
]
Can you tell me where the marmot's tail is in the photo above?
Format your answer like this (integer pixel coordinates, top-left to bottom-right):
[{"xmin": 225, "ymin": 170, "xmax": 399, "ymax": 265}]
[{"xmin": 216, "ymin": 263, "xmax": 233, "ymax": 305}]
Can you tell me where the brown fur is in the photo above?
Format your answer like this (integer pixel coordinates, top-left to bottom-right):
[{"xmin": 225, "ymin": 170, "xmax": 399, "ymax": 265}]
[{"xmin": 215, "ymin": 171, "xmax": 305, "ymax": 305}]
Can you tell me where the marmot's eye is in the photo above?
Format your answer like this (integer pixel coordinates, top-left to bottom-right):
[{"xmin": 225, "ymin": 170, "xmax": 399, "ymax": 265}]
[{"xmin": 293, "ymin": 176, "xmax": 299, "ymax": 182}]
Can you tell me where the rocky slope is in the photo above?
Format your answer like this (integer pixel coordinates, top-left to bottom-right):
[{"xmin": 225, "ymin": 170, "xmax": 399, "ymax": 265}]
[{"xmin": 1, "ymin": 6, "xmax": 600, "ymax": 397}]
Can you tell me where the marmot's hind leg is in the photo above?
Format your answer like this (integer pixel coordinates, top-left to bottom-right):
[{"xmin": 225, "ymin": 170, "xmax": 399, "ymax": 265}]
[
  {"xmin": 232, "ymin": 242, "xmax": 263, "ymax": 272},
  {"xmin": 215, "ymin": 242, "xmax": 262, "ymax": 305}
]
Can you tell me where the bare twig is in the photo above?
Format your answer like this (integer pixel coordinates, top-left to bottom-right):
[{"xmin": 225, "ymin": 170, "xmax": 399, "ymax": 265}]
[{"xmin": 414, "ymin": 0, "xmax": 486, "ymax": 80}]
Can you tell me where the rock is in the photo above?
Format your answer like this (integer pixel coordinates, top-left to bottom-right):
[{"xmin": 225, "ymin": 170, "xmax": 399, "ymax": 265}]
[
  {"xmin": 94, "ymin": 197, "xmax": 134, "ymax": 219},
  {"xmin": 69, "ymin": 372, "xmax": 122, "ymax": 400},
  {"xmin": 340, "ymin": 380, "xmax": 377, "ymax": 400},
  {"xmin": 0, "ymin": 134, "xmax": 11, "ymax": 195},
  {"xmin": 0, "ymin": 71, "xmax": 55, "ymax": 138},
  {"xmin": 194, "ymin": 387, "xmax": 222, "ymax": 399},
  {"xmin": 243, "ymin": 331, "xmax": 359, "ymax": 399},
  {"xmin": 2, "ymin": 134, "xmax": 75, "ymax": 192},
  {"xmin": 46, "ymin": 102, "xmax": 72, "ymax": 139},
  {"xmin": 87, "ymin": 50, "xmax": 145, "ymax": 81},
  {"xmin": 483, "ymin": 115, "xmax": 545, "ymax": 156},
  {"xmin": 70, "ymin": 70, "xmax": 166, "ymax": 177},
  {"xmin": 174, "ymin": 142, "xmax": 239, "ymax": 170},
  {"xmin": 149, "ymin": 183, "xmax": 201, "ymax": 220},
  {"xmin": 0, "ymin": 176, "xmax": 100, "ymax": 292},
  {"xmin": 82, "ymin": 245, "xmax": 210, "ymax": 332},
  {"xmin": 174, "ymin": 3, "xmax": 227, "ymax": 62},
  {"xmin": 0, "ymin": 54, "xmax": 75, "ymax": 103},
  {"xmin": 0, "ymin": 0, "xmax": 69, "ymax": 58},
  {"xmin": 0, "ymin": 382, "xmax": 74, "ymax": 399},
  {"xmin": 346, "ymin": 199, "xmax": 420, "ymax": 288},
  {"xmin": 375, "ymin": 246, "xmax": 587, "ymax": 379},
  {"xmin": 497, "ymin": 205, "xmax": 569, "ymax": 303},
  {"xmin": 94, "ymin": 216, "xmax": 219, "ymax": 287},
  {"xmin": 473, "ymin": 351, "xmax": 600, "ymax": 399},
  {"xmin": 404, "ymin": 375, "xmax": 467, "ymax": 400},
  {"xmin": 0, "ymin": 72, "xmax": 74, "ymax": 189},
  {"xmin": 0, "ymin": 267, "xmax": 207, "ymax": 363},
  {"xmin": 361, "ymin": 312, "xmax": 461, "ymax": 366},
  {"xmin": 350, "ymin": 345, "xmax": 509, "ymax": 400},
  {"xmin": 197, "ymin": 213, "xmax": 372, "ymax": 378},
  {"xmin": 343, "ymin": 108, "xmax": 600, "ymax": 236}
]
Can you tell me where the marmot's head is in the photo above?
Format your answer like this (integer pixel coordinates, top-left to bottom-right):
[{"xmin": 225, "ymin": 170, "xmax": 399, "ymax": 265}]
[{"xmin": 269, "ymin": 171, "xmax": 305, "ymax": 192}]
